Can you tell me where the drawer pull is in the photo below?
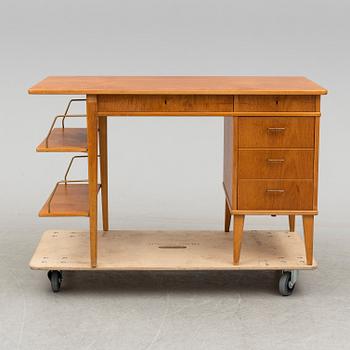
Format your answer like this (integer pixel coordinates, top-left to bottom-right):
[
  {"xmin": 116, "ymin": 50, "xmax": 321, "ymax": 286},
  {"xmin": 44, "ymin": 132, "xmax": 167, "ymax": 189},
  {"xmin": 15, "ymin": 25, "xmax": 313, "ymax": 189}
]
[
  {"xmin": 267, "ymin": 127, "xmax": 286, "ymax": 132},
  {"xmin": 266, "ymin": 189, "xmax": 285, "ymax": 193},
  {"xmin": 267, "ymin": 158, "xmax": 285, "ymax": 163}
]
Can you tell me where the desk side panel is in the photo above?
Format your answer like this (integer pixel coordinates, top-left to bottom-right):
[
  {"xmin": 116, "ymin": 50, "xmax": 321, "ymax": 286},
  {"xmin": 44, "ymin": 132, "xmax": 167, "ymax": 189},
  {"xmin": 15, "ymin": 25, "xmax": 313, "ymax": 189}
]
[
  {"xmin": 313, "ymin": 97, "xmax": 321, "ymax": 210},
  {"xmin": 223, "ymin": 116, "xmax": 236, "ymax": 209}
]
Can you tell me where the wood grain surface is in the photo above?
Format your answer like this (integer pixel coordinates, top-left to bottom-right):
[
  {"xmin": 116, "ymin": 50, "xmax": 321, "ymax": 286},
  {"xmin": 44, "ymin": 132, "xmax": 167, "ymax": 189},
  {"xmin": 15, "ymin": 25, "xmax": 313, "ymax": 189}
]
[
  {"xmin": 28, "ymin": 76, "xmax": 327, "ymax": 95},
  {"xmin": 36, "ymin": 128, "xmax": 87, "ymax": 152}
]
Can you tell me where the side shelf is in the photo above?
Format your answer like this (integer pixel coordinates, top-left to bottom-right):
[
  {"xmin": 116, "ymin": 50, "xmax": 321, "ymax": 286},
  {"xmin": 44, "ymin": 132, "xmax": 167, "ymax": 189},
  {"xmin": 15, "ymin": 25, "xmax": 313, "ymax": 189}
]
[
  {"xmin": 39, "ymin": 183, "xmax": 101, "ymax": 217},
  {"xmin": 36, "ymin": 128, "xmax": 87, "ymax": 152},
  {"xmin": 36, "ymin": 98, "xmax": 87, "ymax": 152}
]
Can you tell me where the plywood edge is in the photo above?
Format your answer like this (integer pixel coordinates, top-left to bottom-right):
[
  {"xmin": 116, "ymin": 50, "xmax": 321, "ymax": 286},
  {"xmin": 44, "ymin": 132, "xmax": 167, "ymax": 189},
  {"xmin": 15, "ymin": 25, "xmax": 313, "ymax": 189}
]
[{"xmin": 29, "ymin": 263, "xmax": 318, "ymax": 271}]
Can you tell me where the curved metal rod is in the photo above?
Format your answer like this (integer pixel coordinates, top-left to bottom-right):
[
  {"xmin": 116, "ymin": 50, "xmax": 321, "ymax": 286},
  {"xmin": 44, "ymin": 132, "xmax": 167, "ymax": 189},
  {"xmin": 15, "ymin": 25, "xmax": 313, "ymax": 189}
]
[
  {"xmin": 63, "ymin": 154, "xmax": 100, "ymax": 183},
  {"xmin": 47, "ymin": 152, "xmax": 100, "ymax": 213},
  {"xmin": 64, "ymin": 155, "xmax": 88, "ymax": 183},
  {"xmin": 62, "ymin": 98, "xmax": 86, "ymax": 128},
  {"xmin": 45, "ymin": 115, "xmax": 61, "ymax": 148}
]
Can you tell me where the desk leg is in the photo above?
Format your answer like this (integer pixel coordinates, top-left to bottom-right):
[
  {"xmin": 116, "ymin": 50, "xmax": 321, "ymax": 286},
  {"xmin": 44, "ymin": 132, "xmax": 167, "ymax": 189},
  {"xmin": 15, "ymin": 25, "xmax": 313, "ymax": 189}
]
[
  {"xmin": 99, "ymin": 116, "xmax": 109, "ymax": 231},
  {"xmin": 302, "ymin": 215, "xmax": 314, "ymax": 265},
  {"xmin": 224, "ymin": 199, "xmax": 231, "ymax": 232},
  {"xmin": 87, "ymin": 95, "xmax": 98, "ymax": 268},
  {"xmin": 233, "ymin": 214, "xmax": 245, "ymax": 265},
  {"xmin": 288, "ymin": 215, "xmax": 295, "ymax": 232}
]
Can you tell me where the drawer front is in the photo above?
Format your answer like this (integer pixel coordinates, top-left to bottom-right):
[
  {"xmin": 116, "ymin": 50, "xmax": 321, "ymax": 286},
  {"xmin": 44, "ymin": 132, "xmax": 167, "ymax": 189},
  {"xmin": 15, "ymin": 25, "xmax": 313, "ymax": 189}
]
[
  {"xmin": 98, "ymin": 95, "xmax": 233, "ymax": 113},
  {"xmin": 235, "ymin": 95, "xmax": 316, "ymax": 112},
  {"xmin": 238, "ymin": 150, "xmax": 314, "ymax": 179},
  {"xmin": 238, "ymin": 117, "xmax": 315, "ymax": 148},
  {"xmin": 238, "ymin": 179, "xmax": 313, "ymax": 210}
]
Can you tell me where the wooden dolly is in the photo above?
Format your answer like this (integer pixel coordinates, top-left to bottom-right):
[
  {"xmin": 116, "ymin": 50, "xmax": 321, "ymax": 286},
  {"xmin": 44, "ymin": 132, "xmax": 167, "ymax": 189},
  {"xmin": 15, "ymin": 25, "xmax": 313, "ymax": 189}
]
[{"xmin": 28, "ymin": 76, "xmax": 327, "ymax": 296}]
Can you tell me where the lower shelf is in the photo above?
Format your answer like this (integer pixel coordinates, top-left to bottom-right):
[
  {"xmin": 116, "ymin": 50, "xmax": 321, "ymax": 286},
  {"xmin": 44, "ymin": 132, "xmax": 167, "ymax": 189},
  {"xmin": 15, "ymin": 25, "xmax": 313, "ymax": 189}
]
[
  {"xmin": 39, "ymin": 183, "xmax": 100, "ymax": 217},
  {"xmin": 29, "ymin": 230, "xmax": 317, "ymax": 270}
]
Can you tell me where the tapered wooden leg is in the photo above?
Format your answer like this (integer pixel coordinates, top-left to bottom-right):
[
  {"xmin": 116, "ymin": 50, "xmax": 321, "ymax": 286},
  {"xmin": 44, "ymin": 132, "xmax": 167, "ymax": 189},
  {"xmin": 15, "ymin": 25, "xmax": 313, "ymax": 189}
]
[
  {"xmin": 99, "ymin": 116, "xmax": 109, "ymax": 231},
  {"xmin": 233, "ymin": 215, "xmax": 245, "ymax": 265},
  {"xmin": 87, "ymin": 95, "xmax": 98, "ymax": 268},
  {"xmin": 225, "ymin": 200, "xmax": 231, "ymax": 232},
  {"xmin": 288, "ymin": 215, "xmax": 295, "ymax": 232},
  {"xmin": 302, "ymin": 215, "xmax": 314, "ymax": 265}
]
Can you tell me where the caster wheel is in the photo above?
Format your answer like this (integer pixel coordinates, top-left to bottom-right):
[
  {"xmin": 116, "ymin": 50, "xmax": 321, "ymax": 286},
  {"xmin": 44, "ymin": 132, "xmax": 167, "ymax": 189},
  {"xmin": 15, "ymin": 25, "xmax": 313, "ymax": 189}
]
[
  {"xmin": 279, "ymin": 271, "xmax": 295, "ymax": 296},
  {"xmin": 47, "ymin": 270, "xmax": 62, "ymax": 293}
]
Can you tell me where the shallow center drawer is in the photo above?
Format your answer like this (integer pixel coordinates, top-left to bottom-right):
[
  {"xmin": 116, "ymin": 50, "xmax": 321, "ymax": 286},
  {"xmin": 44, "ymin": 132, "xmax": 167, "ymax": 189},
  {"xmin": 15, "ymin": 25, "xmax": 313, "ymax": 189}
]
[
  {"xmin": 238, "ymin": 117, "xmax": 315, "ymax": 148},
  {"xmin": 238, "ymin": 179, "xmax": 313, "ymax": 210},
  {"xmin": 235, "ymin": 95, "xmax": 316, "ymax": 112},
  {"xmin": 98, "ymin": 95, "xmax": 233, "ymax": 113},
  {"xmin": 238, "ymin": 149, "xmax": 314, "ymax": 179}
]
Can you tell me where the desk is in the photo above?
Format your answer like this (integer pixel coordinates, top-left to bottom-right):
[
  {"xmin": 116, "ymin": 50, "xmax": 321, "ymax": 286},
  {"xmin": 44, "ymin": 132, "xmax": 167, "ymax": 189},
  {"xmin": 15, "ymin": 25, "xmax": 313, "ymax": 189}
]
[{"xmin": 28, "ymin": 76, "xmax": 327, "ymax": 294}]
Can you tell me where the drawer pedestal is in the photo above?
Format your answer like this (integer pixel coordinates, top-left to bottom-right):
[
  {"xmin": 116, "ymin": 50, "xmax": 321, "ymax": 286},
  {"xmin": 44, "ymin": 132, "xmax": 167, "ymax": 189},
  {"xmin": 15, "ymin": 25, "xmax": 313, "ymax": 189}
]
[{"xmin": 223, "ymin": 95, "xmax": 321, "ymax": 265}]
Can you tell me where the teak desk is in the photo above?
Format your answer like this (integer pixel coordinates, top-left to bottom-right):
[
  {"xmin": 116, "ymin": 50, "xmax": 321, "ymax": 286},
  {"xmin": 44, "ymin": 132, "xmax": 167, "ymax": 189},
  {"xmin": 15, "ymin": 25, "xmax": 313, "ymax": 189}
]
[{"xmin": 28, "ymin": 76, "xmax": 327, "ymax": 295}]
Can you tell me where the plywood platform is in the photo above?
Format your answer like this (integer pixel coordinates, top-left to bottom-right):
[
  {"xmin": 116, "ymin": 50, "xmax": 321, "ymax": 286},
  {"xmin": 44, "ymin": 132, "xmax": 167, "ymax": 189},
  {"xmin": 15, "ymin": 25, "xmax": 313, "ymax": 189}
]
[{"xmin": 30, "ymin": 230, "xmax": 316, "ymax": 271}]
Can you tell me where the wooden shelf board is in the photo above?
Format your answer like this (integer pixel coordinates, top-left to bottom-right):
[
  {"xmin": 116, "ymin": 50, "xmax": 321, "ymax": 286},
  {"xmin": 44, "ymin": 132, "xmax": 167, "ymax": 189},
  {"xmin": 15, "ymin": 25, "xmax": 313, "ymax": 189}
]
[
  {"xmin": 39, "ymin": 183, "xmax": 100, "ymax": 217},
  {"xmin": 30, "ymin": 230, "xmax": 317, "ymax": 270},
  {"xmin": 36, "ymin": 128, "xmax": 87, "ymax": 152}
]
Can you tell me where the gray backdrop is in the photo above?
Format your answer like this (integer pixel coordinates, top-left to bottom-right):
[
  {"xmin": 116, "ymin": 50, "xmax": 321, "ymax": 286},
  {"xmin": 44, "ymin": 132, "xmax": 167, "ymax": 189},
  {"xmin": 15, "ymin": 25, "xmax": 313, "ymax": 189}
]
[
  {"xmin": 1, "ymin": 0, "xmax": 348, "ymax": 233},
  {"xmin": 0, "ymin": 1, "xmax": 349, "ymax": 349}
]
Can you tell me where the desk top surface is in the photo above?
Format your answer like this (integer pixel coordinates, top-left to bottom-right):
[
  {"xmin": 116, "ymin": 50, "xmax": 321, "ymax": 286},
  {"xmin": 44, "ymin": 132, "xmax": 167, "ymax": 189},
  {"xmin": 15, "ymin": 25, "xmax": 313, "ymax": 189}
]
[{"xmin": 28, "ymin": 76, "xmax": 327, "ymax": 95}]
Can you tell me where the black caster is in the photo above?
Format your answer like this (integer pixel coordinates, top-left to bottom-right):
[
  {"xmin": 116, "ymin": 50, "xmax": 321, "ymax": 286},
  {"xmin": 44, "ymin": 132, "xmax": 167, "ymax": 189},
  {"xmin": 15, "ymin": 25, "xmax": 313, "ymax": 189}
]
[
  {"xmin": 278, "ymin": 270, "xmax": 297, "ymax": 296},
  {"xmin": 47, "ymin": 270, "xmax": 63, "ymax": 293}
]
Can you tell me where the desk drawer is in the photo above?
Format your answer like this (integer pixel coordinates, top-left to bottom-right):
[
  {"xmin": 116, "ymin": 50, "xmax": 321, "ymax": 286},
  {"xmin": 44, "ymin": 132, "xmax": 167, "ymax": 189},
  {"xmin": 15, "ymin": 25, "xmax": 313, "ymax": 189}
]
[
  {"xmin": 238, "ymin": 117, "xmax": 315, "ymax": 148},
  {"xmin": 235, "ymin": 95, "xmax": 316, "ymax": 112},
  {"xmin": 238, "ymin": 179, "xmax": 313, "ymax": 210},
  {"xmin": 238, "ymin": 149, "xmax": 314, "ymax": 179},
  {"xmin": 98, "ymin": 95, "xmax": 233, "ymax": 113}
]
